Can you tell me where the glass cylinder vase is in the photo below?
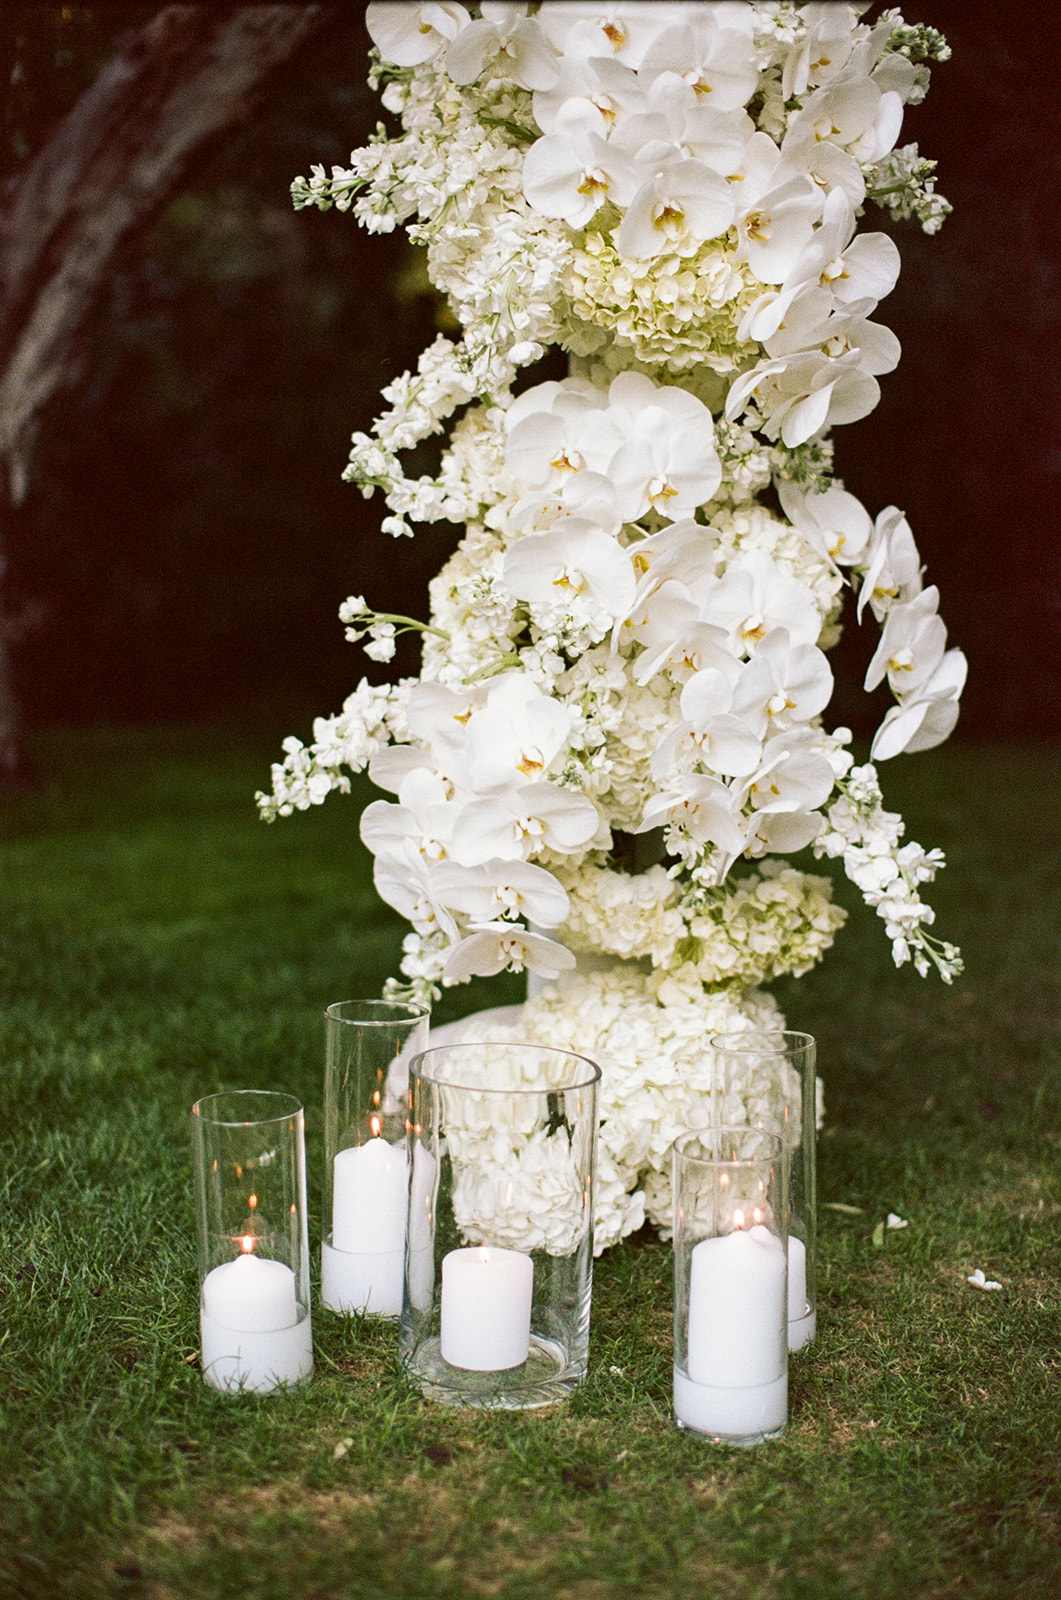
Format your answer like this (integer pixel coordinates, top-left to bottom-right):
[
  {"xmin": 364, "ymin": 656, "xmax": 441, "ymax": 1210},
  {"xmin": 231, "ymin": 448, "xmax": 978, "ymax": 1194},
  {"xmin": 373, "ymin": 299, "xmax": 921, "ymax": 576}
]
[
  {"xmin": 401, "ymin": 1042, "xmax": 601, "ymax": 1409},
  {"xmin": 708, "ymin": 1030, "xmax": 818, "ymax": 1351},
  {"xmin": 191, "ymin": 1090, "xmax": 313, "ymax": 1394},
  {"xmin": 673, "ymin": 1128, "xmax": 789, "ymax": 1446},
  {"xmin": 321, "ymin": 999, "xmax": 430, "ymax": 1317}
]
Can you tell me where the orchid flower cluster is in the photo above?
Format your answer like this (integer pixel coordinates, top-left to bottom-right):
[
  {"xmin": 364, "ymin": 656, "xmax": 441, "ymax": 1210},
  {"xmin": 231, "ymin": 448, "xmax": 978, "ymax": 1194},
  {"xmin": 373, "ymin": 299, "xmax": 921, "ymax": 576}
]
[{"xmin": 261, "ymin": 1, "xmax": 964, "ymax": 1018}]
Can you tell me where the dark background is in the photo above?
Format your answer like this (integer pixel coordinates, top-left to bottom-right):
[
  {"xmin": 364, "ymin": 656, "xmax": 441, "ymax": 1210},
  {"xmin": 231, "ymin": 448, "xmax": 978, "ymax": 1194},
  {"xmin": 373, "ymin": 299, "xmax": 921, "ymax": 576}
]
[{"xmin": 2, "ymin": 1, "xmax": 1058, "ymax": 740}]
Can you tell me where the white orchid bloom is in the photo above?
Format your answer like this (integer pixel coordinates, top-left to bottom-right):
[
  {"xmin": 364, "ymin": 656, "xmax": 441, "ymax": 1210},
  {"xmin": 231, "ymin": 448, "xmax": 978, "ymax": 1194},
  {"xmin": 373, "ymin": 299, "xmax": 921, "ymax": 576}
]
[
  {"xmin": 777, "ymin": 480, "xmax": 873, "ymax": 570},
  {"xmin": 788, "ymin": 77, "xmax": 904, "ymax": 165},
  {"xmin": 651, "ymin": 668, "xmax": 762, "ymax": 779},
  {"xmin": 367, "ymin": 743, "xmax": 436, "ymax": 797},
  {"xmin": 503, "ymin": 519, "xmax": 636, "ymax": 622},
  {"xmin": 699, "ymin": 551, "xmax": 821, "ymax": 657},
  {"xmin": 366, "ymin": 2, "xmax": 469, "ymax": 66},
  {"xmin": 632, "ymin": 610, "xmax": 738, "ymax": 689},
  {"xmin": 864, "ymin": 586, "xmax": 947, "ymax": 697},
  {"xmin": 729, "ymin": 628, "xmax": 834, "ymax": 738},
  {"xmin": 857, "ymin": 506, "xmax": 924, "ymax": 622},
  {"xmin": 639, "ymin": 8, "xmax": 759, "ymax": 113},
  {"xmin": 446, "ymin": 3, "xmax": 559, "ymax": 91},
  {"xmin": 605, "ymin": 372, "xmax": 721, "ymax": 518},
  {"xmin": 870, "ymin": 648, "xmax": 967, "ymax": 761},
  {"xmin": 451, "ymin": 782, "xmax": 601, "ymax": 865},
  {"xmin": 539, "ymin": 4, "xmax": 693, "ymax": 70},
  {"xmin": 639, "ymin": 772, "xmax": 748, "ymax": 855},
  {"xmin": 610, "ymin": 88, "xmax": 753, "ymax": 182},
  {"xmin": 531, "ymin": 54, "xmax": 641, "ymax": 137},
  {"xmin": 764, "ymin": 301, "xmax": 901, "ymax": 383},
  {"xmin": 506, "ymin": 474, "xmax": 621, "ymax": 538},
  {"xmin": 725, "ymin": 347, "xmax": 882, "ymax": 447},
  {"xmin": 443, "ymin": 922, "xmax": 576, "ymax": 982},
  {"xmin": 745, "ymin": 189, "xmax": 899, "ymax": 343},
  {"xmin": 736, "ymin": 176, "xmax": 824, "ymax": 287},
  {"xmin": 797, "ymin": 187, "xmax": 901, "ymax": 311},
  {"xmin": 432, "ymin": 857, "xmax": 570, "ymax": 928},
  {"xmin": 505, "ymin": 380, "xmax": 620, "ymax": 492},
  {"xmin": 360, "ymin": 768, "xmax": 456, "ymax": 864},
  {"xmin": 780, "ymin": 2, "xmax": 858, "ymax": 100},
  {"xmin": 522, "ymin": 119, "xmax": 638, "ymax": 225},
  {"xmin": 739, "ymin": 731, "xmax": 835, "ymax": 856},
  {"xmin": 618, "ymin": 155, "xmax": 736, "ymax": 261},
  {"xmin": 777, "ymin": 124, "xmax": 866, "ymax": 208},
  {"xmin": 744, "ymin": 807, "xmax": 826, "ymax": 859},
  {"xmin": 373, "ymin": 846, "xmax": 459, "ymax": 941},
  {"xmin": 465, "ymin": 673, "xmax": 575, "ymax": 792}
]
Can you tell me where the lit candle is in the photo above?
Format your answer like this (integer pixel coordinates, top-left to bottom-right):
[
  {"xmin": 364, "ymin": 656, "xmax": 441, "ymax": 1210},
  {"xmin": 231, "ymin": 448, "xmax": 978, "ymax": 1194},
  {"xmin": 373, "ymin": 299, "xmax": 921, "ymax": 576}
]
[
  {"xmin": 201, "ymin": 1248, "xmax": 298, "ymax": 1333},
  {"xmin": 674, "ymin": 1221, "xmax": 787, "ymax": 1439},
  {"xmin": 331, "ymin": 1136, "xmax": 408, "ymax": 1254},
  {"xmin": 440, "ymin": 1246, "xmax": 534, "ymax": 1371},
  {"xmin": 321, "ymin": 1134, "xmax": 410, "ymax": 1316},
  {"xmin": 199, "ymin": 1245, "xmax": 312, "ymax": 1394}
]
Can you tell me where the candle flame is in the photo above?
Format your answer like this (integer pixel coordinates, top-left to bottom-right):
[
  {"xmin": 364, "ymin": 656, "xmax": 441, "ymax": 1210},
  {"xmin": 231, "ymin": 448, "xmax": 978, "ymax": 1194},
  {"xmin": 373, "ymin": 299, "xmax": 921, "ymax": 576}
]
[
  {"xmin": 753, "ymin": 1206, "xmax": 763, "ymax": 1224},
  {"xmin": 239, "ymin": 1234, "xmax": 255, "ymax": 1254},
  {"xmin": 247, "ymin": 1193, "xmax": 258, "ymax": 1209},
  {"xmin": 733, "ymin": 1209, "xmax": 745, "ymax": 1229},
  {"xmin": 369, "ymin": 1113, "xmax": 382, "ymax": 1138},
  {"xmin": 719, "ymin": 1173, "xmax": 730, "ymax": 1188}
]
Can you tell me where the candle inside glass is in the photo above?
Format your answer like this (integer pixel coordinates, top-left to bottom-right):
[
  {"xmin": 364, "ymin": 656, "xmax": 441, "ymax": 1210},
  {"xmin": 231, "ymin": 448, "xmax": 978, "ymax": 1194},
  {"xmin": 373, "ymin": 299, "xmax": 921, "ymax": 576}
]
[
  {"xmin": 440, "ymin": 1246, "xmax": 534, "ymax": 1371},
  {"xmin": 201, "ymin": 1245, "xmax": 298, "ymax": 1333}
]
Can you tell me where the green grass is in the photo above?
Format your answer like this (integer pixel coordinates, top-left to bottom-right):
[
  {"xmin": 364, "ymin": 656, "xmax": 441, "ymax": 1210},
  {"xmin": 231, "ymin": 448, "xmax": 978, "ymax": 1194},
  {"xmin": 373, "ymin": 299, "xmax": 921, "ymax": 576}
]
[{"xmin": 2, "ymin": 726, "xmax": 1060, "ymax": 1600}]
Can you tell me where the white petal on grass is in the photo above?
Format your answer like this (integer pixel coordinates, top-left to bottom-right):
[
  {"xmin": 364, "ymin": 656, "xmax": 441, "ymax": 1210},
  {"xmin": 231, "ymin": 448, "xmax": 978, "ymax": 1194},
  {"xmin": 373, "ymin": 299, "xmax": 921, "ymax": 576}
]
[{"xmin": 966, "ymin": 1268, "xmax": 1002, "ymax": 1291}]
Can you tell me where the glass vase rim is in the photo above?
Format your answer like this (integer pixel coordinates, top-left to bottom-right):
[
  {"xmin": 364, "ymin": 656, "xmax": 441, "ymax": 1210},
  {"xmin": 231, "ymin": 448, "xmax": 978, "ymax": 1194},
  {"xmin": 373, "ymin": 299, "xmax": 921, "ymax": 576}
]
[
  {"xmin": 674, "ymin": 1126, "xmax": 788, "ymax": 1170},
  {"xmin": 191, "ymin": 1089, "xmax": 304, "ymax": 1128},
  {"xmin": 410, "ymin": 1042, "xmax": 602, "ymax": 1094},
  {"xmin": 325, "ymin": 998, "xmax": 431, "ymax": 1026},
  {"xmin": 707, "ymin": 1029, "xmax": 815, "ymax": 1053}
]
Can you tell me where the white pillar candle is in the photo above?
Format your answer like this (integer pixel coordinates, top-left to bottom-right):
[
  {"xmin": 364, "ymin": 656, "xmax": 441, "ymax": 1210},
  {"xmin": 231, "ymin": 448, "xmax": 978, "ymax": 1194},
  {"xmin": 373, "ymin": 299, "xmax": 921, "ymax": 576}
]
[
  {"xmin": 331, "ymin": 1137, "xmax": 408, "ymax": 1254},
  {"xmin": 686, "ymin": 1224, "xmax": 786, "ymax": 1388},
  {"xmin": 201, "ymin": 1251, "xmax": 298, "ymax": 1333},
  {"xmin": 200, "ymin": 1311, "xmax": 313, "ymax": 1394},
  {"xmin": 440, "ymin": 1246, "xmax": 534, "ymax": 1371},
  {"xmin": 675, "ymin": 1223, "xmax": 787, "ymax": 1440},
  {"xmin": 787, "ymin": 1234, "xmax": 808, "ymax": 1324},
  {"xmin": 321, "ymin": 1239, "xmax": 404, "ymax": 1317}
]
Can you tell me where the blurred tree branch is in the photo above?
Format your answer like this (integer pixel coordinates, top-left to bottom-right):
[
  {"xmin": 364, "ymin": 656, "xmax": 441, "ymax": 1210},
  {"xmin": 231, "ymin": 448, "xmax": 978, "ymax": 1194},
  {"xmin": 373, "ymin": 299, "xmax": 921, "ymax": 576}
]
[{"xmin": 0, "ymin": 3, "xmax": 336, "ymax": 785}]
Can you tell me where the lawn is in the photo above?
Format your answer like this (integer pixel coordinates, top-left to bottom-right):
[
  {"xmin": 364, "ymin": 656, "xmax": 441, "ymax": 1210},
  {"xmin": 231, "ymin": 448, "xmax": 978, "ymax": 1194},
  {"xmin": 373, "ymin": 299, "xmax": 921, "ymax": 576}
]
[{"xmin": 2, "ymin": 726, "xmax": 1060, "ymax": 1600}]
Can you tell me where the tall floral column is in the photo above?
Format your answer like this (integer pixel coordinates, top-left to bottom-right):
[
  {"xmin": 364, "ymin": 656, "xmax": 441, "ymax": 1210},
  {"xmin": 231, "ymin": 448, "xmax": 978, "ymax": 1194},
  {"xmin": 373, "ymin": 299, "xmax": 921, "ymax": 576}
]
[{"xmin": 260, "ymin": 3, "xmax": 963, "ymax": 1248}]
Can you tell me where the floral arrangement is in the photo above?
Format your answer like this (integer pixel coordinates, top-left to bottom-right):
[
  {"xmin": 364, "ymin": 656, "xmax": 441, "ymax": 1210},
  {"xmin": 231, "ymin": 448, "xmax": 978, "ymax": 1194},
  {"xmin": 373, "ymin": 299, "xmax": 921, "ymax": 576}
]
[{"xmin": 260, "ymin": 2, "xmax": 963, "ymax": 1247}]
